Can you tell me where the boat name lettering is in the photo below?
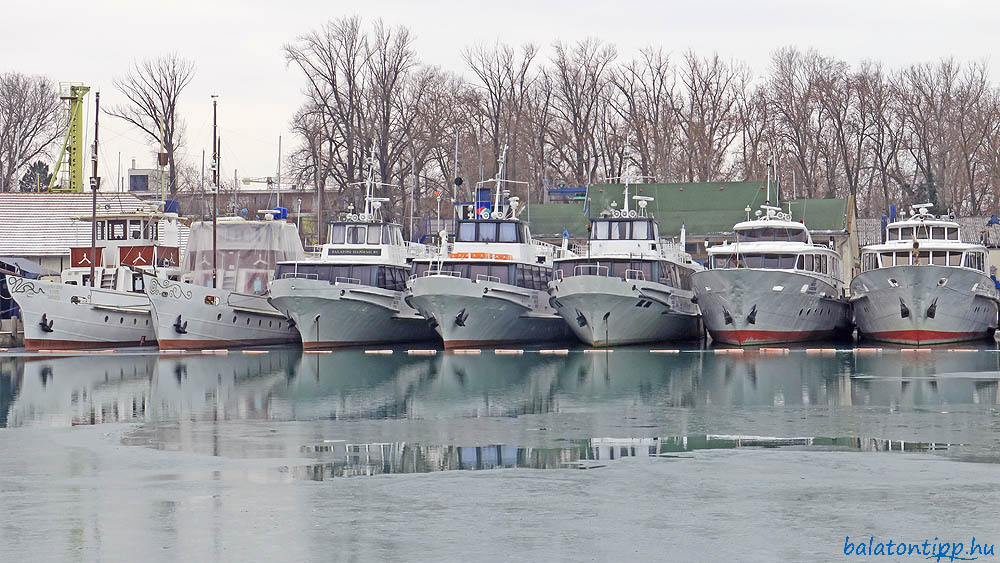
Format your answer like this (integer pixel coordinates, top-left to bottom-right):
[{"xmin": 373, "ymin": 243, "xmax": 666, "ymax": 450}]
[
  {"xmin": 327, "ymin": 248, "xmax": 382, "ymax": 256},
  {"xmin": 448, "ymin": 252, "xmax": 513, "ymax": 260}
]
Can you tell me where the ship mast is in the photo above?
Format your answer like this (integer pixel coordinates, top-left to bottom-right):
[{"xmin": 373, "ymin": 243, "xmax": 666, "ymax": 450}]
[
  {"xmin": 211, "ymin": 95, "xmax": 218, "ymax": 289},
  {"xmin": 89, "ymin": 92, "xmax": 101, "ymax": 287}
]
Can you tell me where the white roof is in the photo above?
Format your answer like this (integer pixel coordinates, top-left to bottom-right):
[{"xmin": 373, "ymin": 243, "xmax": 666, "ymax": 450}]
[{"xmin": 0, "ymin": 193, "xmax": 188, "ymax": 257}]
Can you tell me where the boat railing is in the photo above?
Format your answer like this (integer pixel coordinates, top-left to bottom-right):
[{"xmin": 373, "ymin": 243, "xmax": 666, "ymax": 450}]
[
  {"xmin": 423, "ymin": 269, "xmax": 462, "ymax": 278},
  {"xmin": 575, "ymin": 264, "xmax": 609, "ymax": 277},
  {"xmin": 280, "ymin": 272, "xmax": 319, "ymax": 280},
  {"xmin": 553, "ymin": 269, "xmax": 564, "ymax": 281},
  {"xmin": 334, "ymin": 276, "xmax": 361, "ymax": 285},
  {"xmin": 475, "ymin": 274, "xmax": 500, "ymax": 283},
  {"xmin": 625, "ymin": 269, "xmax": 646, "ymax": 281}
]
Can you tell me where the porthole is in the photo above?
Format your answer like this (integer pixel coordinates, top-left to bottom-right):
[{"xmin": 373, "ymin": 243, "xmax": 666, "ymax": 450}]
[
  {"xmin": 104, "ymin": 315, "xmax": 109, "ymax": 323},
  {"xmin": 258, "ymin": 319, "xmax": 262, "ymax": 327},
  {"xmin": 268, "ymin": 320, "xmax": 272, "ymax": 328},
  {"xmin": 798, "ymin": 309, "xmax": 803, "ymax": 316},
  {"xmin": 133, "ymin": 318, "xmax": 137, "ymax": 325},
  {"xmin": 246, "ymin": 318, "xmax": 250, "ymax": 325},
  {"xmin": 145, "ymin": 319, "xmax": 149, "ymax": 326},
  {"xmin": 120, "ymin": 317, "xmax": 124, "ymax": 324},
  {"xmin": 217, "ymin": 313, "xmax": 222, "ymax": 321},
  {"xmin": 278, "ymin": 322, "xmax": 282, "ymax": 329},
  {"xmin": 232, "ymin": 316, "xmax": 237, "ymax": 323}
]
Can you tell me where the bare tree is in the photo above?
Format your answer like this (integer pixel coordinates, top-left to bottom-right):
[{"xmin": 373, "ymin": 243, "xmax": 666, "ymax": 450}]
[
  {"xmin": 0, "ymin": 73, "xmax": 62, "ymax": 192},
  {"xmin": 676, "ymin": 51, "xmax": 746, "ymax": 182},
  {"xmin": 105, "ymin": 54, "xmax": 194, "ymax": 197}
]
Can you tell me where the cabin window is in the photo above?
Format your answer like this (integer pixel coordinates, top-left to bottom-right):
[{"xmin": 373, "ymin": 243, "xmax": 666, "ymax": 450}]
[
  {"xmin": 329, "ymin": 224, "xmax": 346, "ymax": 244},
  {"xmin": 347, "ymin": 226, "xmax": 366, "ymax": 244},
  {"xmin": 96, "ymin": 221, "xmax": 106, "ymax": 241},
  {"xmin": 931, "ymin": 251, "xmax": 947, "ymax": 265},
  {"xmin": 949, "ymin": 252, "xmax": 962, "ymax": 266},
  {"xmin": 632, "ymin": 221, "xmax": 650, "ymax": 240},
  {"xmin": 914, "ymin": 251, "xmax": 930, "ymax": 265},
  {"xmin": 479, "ymin": 222, "xmax": 498, "ymax": 242},
  {"xmin": 499, "ymin": 222, "xmax": 518, "ymax": 242},
  {"xmin": 931, "ymin": 227, "xmax": 946, "ymax": 240},
  {"xmin": 964, "ymin": 252, "xmax": 984, "ymax": 272},
  {"xmin": 899, "ymin": 227, "xmax": 913, "ymax": 239},
  {"xmin": 947, "ymin": 228, "xmax": 959, "ymax": 241},
  {"xmin": 593, "ymin": 221, "xmax": 610, "ymax": 240},
  {"xmin": 366, "ymin": 226, "xmax": 381, "ymax": 245},
  {"xmin": 887, "ymin": 229, "xmax": 899, "ymax": 241},
  {"xmin": 458, "ymin": 222, "xmax": 477, "ymax": 242},
  {"xmin": 110, "ymin": 220, "xmax": 126, "ymax": 240},
  {"xmin": 382, "ymin": 225, "xmax": 391, "ymax": 246},
  {"xmin": 376, "ymin": 266, "xmax": 407, "ymax": 291},
  {"xmin": 128, "ymin": 220, "xmax": 142, "ymax": 239}
]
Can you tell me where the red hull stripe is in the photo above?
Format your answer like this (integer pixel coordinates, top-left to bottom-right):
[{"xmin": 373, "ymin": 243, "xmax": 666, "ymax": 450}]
[
  {"xmin": 25, "ymin": 338, "xmax": 152, "ymax": 351},
  {"xmin": 303, "ymin": 339, "xmax": 433, "ymax": 350},
  {"xmin": 710, "ymin": 329, "xmax": 833, "ymax": 346},
  {"xmin": 865, "ymin": 330, "xmax": 989, "ymax": 345}
]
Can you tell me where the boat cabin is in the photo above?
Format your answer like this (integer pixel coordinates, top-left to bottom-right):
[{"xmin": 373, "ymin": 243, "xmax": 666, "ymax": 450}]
[
  {"xmin": 708, "ymin": 251, "xmax": 840, "ymax": 279},
  {"xmin": 326, "ymin": 221, "xmax": 406, "ymax": 249},
  {"xmin": 553, "ymin": 257, "xmax": 694, "ymax": 289},
  {"xmin": 455, "ymin": 219, "xmax": 532, "ymax": 244},
  {"xmin": 275, "ymin": 262, "xmax": 410, "ymax": 291},
  {"xmin": 589, "ymin": 218, "xmax": 658, "ymax": 241},
  {"xmin": 734, "ymin": 223, "xmax": 810, "ymax": 243},
  {"xmin": 858, "ymin": 209, "xmax": 987, "ymax": 273}
]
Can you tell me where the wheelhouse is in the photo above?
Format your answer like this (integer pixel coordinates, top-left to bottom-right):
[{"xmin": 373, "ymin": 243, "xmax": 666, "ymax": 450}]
[
  {"xmin": 734, "ymin": 224, "xmax": 809, "ymax": 243},
  {"xmin": 454, "ymin": 220, "xmax": 531, "ymax": 244},
  {"xmin": 326, "ymin": 221, "xmax": 405, "ymax": 247},
  {"xmin": 860, "ymin": 248, "xmax": 986, "ymax": 273},
  {"xmin": 589, "ymin": 218, "xmax": 657, "ymax": 241}
]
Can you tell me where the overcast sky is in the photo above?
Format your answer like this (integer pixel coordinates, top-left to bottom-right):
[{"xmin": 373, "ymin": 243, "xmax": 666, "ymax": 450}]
[{"xmin": 4, "ymin": 0, "xmax": 998, "ymax": 192}]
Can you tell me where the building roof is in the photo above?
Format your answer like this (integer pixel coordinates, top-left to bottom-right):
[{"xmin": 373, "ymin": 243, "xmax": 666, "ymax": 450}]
[
  {"xmin": 528, "ymin": 180, "xmax": 849, "ymax": 238},
  {"xmin": 0, "ymin": 193, "xmax": 188, "ymax": 257}
]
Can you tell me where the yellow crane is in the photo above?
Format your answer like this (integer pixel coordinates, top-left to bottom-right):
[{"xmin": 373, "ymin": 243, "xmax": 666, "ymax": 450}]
[{"xmin": 49, "ymin": 83, "xmax": 90, "ymax": 192}]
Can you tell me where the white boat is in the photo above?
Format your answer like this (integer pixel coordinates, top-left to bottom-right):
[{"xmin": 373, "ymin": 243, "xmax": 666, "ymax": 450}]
[
  {"xmin": 406, "ymin": 147, "xmax": 573, "ymax": 348},
  {"xmin": 692, "ymin": 201, "xmax": 852, "ymax": 346},
  {"xmin": 851, "ymin": 204, "xmax": 999, "ymax": 345},
  {"xmin": 9, "ymin": 205, "xmax": 182, "ymax": 350},
  {"xmin": 268, "ymin": 155, "xmax": 437, "ymax": 348},
  {"xmin": 547, "ymin": 193, "xmax": 702, "ymax": 346},
  {"xmin": 144, "ymin": 215, "xmax": 304, "ymax": 349}
]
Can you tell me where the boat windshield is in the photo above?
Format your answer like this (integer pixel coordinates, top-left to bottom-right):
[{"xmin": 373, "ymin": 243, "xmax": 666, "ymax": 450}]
[
  {"xmin": 590, "ymin": 219, "xmax": 655, "ymax": 241},
  {"xmin": 736, "ymin": 227, "xmax": 807, "ymax": 243}
]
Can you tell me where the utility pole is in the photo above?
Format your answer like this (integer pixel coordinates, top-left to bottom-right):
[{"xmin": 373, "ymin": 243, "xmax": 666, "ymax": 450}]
[
  {"xmin": 211, "ymin": 96, "xmax": 218, "ymax": 289},
  {"xmin": 277, "ymin": 135, "xmax": 282, "ymax": 210},
  {"xmin": 89, "ymin": 92, "xmax": 101, "ymax": 287}
]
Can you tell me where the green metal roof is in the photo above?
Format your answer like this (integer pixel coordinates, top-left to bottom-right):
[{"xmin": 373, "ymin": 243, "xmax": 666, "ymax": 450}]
[{"xmin": 527, "ymin": 181, "xmax": 849, "ymax": 238}]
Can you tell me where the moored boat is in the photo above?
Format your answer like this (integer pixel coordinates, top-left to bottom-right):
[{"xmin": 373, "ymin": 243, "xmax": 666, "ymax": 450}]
[
  {"xmin": 268, "ymin": 153, "xmax": 437, "ymax": 348},
  {"xmin": 144, "ymin": 215, "xmax": 304, "ymax": 349},
  {"xmin": 547, "ymin": 193, "xmax": 702, "ymax": 347},
  {"xmin": 851, "ymin": 204, "xmax": 999, "ymax": 345},
  {"xmin": 405, "ymin": 147, "xmax": 573, "ymax": 349},
  {"xmin": 692, "ymin": 199, "xmax": 851, "ymax": 346},
  {"xmin": 10, "ymin": 205, "xmax": 182, "ymax": 351}
]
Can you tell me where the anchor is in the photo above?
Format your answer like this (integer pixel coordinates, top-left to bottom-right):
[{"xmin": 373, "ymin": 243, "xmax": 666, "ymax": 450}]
[
  {"xmin": 899, "ymin": 297, "xmax": 910, "ymax": 319},
  {"xmin": 926, "ymin": 298, "xmax": 937, "ymax": 319},
  {"xmin": 286, "ymin": 312, "xmax": 296, "ymax": 330},
  {"xmin": 173, "ymin": 314, "xmax": 188, "ymax": 334},
  {"xmin": 746, "ymin": 304, "xmax": 757, "ymax": 325},
  {"xmin": 455, "ymin": 308, "xmax": 468, "ymax": 327},
  {"xmin": 39, "ymin": 313, "xmax": 54, "ymax": 333},
  {"xmin": 427, "ymin": 316, "xmax": 439, "ymax": 330},
  {"xmin": 575, "ymin": 310, "xmax": 588, "ymax": 327},
  {"xmin": 722, "ymin": 307, "xmax": 733, "ymax": 325}
]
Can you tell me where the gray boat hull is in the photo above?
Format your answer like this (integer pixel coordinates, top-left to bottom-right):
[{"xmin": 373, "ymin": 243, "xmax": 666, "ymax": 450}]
[
  {"xmin": 692, "ymin": 269, "xmax": 852, "ymax": 346},
  {"xmin": 850, "ymin": 265, "xmax": 998, "ymax": 345},
  {"xmin": 548, "ymin": 275, "xmax": 701, "ymax": 346}
]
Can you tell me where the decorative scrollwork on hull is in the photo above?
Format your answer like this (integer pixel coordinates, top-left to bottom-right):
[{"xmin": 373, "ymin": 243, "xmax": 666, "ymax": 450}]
[
  {"xmin": 6, "ymin": 277, "xmax": 46, "ymax": 297},
  {"xmin": 148, "ymin": 277, "xmax": 193, "ymax": 300}
]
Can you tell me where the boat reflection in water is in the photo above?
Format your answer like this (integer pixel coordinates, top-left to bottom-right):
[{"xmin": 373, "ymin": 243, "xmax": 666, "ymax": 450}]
[{"xmin": 2, "ymin": 345, "xmax": 998, "ymax": 468}]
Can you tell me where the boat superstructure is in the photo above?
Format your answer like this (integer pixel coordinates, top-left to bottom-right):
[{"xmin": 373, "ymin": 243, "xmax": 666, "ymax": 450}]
[
  {"xmin": 547, "ymin": 190, "xmax": 702, "ymax": 346},
  {"xmin": 405, "ymin": 147, "xmax": 573, "ymax": 348},
  {"xmin": 268, "ymin": 152, "xmax": 437, "ymax": 348},
  {"xmin": 851, "ymin": 204, "xmax": 998, "ymax": 345},
  {"xmin": 144, "ymin": 215, "xmax": 304, "ymax": 349},
  {"xmin": 9, "ymin": 203, "xmax": 182, "ymax": 350},
  {"xmin": 692, "ymin": 199, "xmax": 851, "ymax": 346}
]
